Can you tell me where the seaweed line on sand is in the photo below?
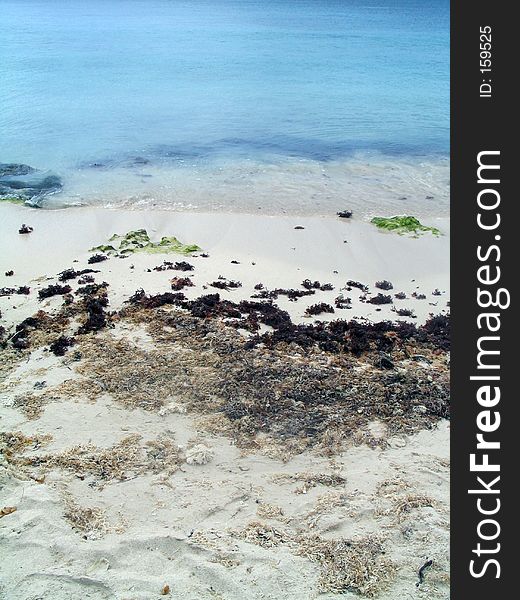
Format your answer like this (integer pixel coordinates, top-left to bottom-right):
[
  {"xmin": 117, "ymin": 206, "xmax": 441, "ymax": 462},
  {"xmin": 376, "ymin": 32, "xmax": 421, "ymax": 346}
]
[
  {"xmin": 2, "ymin": 288, "xmax": 450, "ymax": 457},
  {"xmin": 236, "ymin": 522, "xmax": 396, "ymax": 596}
]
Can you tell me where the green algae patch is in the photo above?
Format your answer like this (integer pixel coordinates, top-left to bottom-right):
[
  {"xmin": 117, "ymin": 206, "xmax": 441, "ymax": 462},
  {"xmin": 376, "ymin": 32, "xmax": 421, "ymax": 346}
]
[
  {"xmin": 370, "ymin": 216, "xmax": 441, "ymax": 237},
  {"xmin": 0, "ymin": 195, "xmax": 25, "ymax": 205},
  {"xmin": 90, "ymin": 229, "xmax": 201, "ymax": 256}
]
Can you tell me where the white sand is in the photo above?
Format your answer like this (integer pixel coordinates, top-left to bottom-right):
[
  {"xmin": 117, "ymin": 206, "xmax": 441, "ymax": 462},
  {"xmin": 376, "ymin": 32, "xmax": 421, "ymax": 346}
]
[
  {"xmin": 0, "ymin": 204, "xmax": 449, "ymax": 326},
  {"xmin": 0, "ymin": 204, "xmax": 450, "ymax": 600}
]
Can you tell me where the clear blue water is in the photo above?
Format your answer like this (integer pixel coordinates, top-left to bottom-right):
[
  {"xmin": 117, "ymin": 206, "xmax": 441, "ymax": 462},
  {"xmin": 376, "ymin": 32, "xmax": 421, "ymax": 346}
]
[{"xmin": 0, "ymin": 0, "xmax": 449, "ymax": 214}]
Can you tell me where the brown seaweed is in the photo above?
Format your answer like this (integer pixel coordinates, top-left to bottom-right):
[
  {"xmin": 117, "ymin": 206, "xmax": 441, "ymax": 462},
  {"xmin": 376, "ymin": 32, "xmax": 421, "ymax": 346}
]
[
  {"xmin": 87, "ymin": 254, "xmax": 108, "ymax": 264},
  {"xmin": 38, "ymin": 284, "xmax": 72, "ymax": 300},
  {"xmin": 305, "ymin": 303, "xmax": 335, "ymax": 316}
]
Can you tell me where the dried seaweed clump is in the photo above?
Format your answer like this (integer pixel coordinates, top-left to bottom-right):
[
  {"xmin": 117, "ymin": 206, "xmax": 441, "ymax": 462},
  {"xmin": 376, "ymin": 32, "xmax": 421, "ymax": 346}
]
[
  {"xmin": 10, "ymin": 310, "xmax": 70, "ymax": 350},
  {"xmin": 302, "ymin": 280, "xmax": 334, "ymax": 291},
  {"xmin": 12, "ymin": 391, "xmax": 54, "ymax": 420},
  {"xmin": 74, "ymin": 335, "xmax": 196, "ymax": 411},
  {"xmin": 0, "ymin": 286, "xmax": 30, "ymax": 297},
  {"xmin": 63, "ymin": 495, "xmax": 109, "ymax": 538},
  {"xmin": 305, "ymin": 303, "xmax": 335, "ymax": 316},
  {"xmin": 87, "ymin": 253, "xmax": 108, "ymax": 264},
  {"xmin": 38, "ymin": 284, "xmax": 72, "ymax": 300},
  {"xmin": 58, "ymin": 268, "xmax": 98, "ymax": 282},
  {"xmin": 18, "ymin": 433, "xmax": 181, "ymax": 482},
  {"xmin": 49, "ymin": 335, "xmax": 75, "ymax": 356},
  {"xmin": 366, "ymin": 294, "xmax": 393, "ymax": 306},
  {"xmin": 421, "ymin": 314, "xmax": 450, "ymax": 351},
  {"xmin": 236, "ymin": 522, "xmax": 395, "ymax": 597},
  {"xmin": 153, "ymin": 260, "xmax": 194, "ymax": 272},
  {"xmin": 393, "ymin": 307, "xmax": 416, "ymax": 318},
  {"xmin": 76, "ymin": 307, "xmax": 449, "ymax": 453},
  {"xmin": 76, "ymin": 283, "xmax": 110, "ymax": 334},
  {"xmin": 273, "ymin": 472, "xmax": 347, "ymax": 494},
  {"xmin": 297, "ymin": 534, "xmax": 396, "ymax": 596},
  {"xmin": 170, "ymin": 277, "xmax": 194, "ymax": 291},
  {"xmin": 391, "ymin": 493, "xmax": 436, "ymax": 522},
  {"xmin": 345, "ymin": 280, "xmax": 369, "ymax": 293},
  {"xmin": 334, "ymin": 295, "xmax": 352, "ymax": 309},
  {"xmin": 127, "ymin": 289, "xmax": 186, "ymax": 309},
  {"xmin": 237, "ymin": 521, "xmax": 290, "ymax": 549},
  {"xmin": 251, "ymin": 287, "xmax": 315, "ymax": 301},
  {"xmin": 0, "ymin": 431, "xmax": 52, "ymax": 462},
  {"xmin": 209, "ymin": 277, "xmax": 242, "ymax": 290},
  {"xmin": 248, "ymin": 313, "xmax": 450, "ymax": 356}
]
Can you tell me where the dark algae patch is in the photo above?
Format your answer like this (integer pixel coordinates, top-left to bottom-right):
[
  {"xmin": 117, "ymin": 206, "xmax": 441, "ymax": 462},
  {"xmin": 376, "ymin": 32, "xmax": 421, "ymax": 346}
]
[
  {"xmin": 209, "ymin": 277, "xmax": 242, "ymax": 290},
  {"xmin": 367, "ymin": 294, "xmax": 393, "ymax": 306},
  {"xmin": 38, "ymin": 284, "xmax": 72, "ymax": 300},
  {"xmin": 58, "ymin": 268, "xmax": 98, "ymax": 282},
  {"xmin": 1, "ymin": 286, "xmax": 30, "ymax": 297},
  {"xmin": 375, "ymin": 280, "xmax": 393, "ymax": 291},
  {"xmin": 87, "ymin": 254, "xmax": 108, "ymax": 264},
  {"xmin": 170, "ymin": 277, "xmax": 194, "ymax": 291},
  {"xmin": 2, "ymin": 279, "xmax": 450, "ymax": 458},
  {"xmin": 49, "ymin": 336, "xmax": 75, "ymax": 356},
  {"xmin": 75, "ymin": 301, "xmax": 450, "ymax": 456},
  {"xmin": 153, "ymin": 260, "xmax": 194, "ymax": 272},
  {"xmin": 305, "ymin": 303, "xmax": 335, "ymax": 316}
]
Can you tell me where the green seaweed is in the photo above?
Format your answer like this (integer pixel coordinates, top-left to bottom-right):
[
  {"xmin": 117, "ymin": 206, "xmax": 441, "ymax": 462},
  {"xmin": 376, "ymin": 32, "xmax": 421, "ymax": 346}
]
[
  {"xmin": 0, "ymin": 195, "xmax": 25, "ymax": 205},
  {"xmin": 90, "ymin": 229, "xmax": 201, "ymax": 256},
  {"xmin": 370, "ymin": 215, "xmax": 441, "ymax": 237}
]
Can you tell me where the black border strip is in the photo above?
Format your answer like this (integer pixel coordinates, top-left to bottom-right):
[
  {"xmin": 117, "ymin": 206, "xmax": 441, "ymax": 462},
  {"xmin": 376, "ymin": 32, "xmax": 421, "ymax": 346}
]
[{"xmin": 451, "ymin": 2, "xmax": 513, "ymax": 596}]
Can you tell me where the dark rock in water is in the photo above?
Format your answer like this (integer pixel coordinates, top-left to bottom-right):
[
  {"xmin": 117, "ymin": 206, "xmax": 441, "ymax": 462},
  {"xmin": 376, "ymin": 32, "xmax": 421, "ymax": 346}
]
[
  {"xmin": 337, "ymin": 210, "xmax": 353, "ymax": 218},
  {"xmin": 0, "ymin": 163, "xmax": 62, "ymax": 204},
  {"xmin": 133, "ymin": 156, "xmax": 150, "ymax": 165},
  {"xmin": 0, "ymin": 163, "xmax": 36, "ymax": 177}
]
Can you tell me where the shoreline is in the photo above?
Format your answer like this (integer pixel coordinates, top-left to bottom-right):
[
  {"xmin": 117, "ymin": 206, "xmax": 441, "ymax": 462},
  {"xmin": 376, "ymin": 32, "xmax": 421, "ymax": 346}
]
[{"xmin": 1, "ymin": 151, "xmax": 450, "ymax": 217}]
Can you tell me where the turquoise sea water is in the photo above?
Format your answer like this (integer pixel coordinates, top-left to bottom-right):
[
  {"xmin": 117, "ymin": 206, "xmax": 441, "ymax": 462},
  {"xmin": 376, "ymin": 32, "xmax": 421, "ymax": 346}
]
[{"xmin": 0, "ymin": 0, "xmax": 449, "ymax": 215}]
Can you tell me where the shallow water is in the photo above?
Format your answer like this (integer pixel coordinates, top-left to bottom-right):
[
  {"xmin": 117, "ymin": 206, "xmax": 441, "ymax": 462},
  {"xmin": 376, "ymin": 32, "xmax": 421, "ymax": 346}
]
[{"xmin": 0, "ymin": 0, "xmax": 449, "ymax": 215}]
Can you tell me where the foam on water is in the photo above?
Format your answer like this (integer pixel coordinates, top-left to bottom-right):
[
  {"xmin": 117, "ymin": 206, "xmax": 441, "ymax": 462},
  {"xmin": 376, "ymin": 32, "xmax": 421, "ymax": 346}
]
[{"xmin": 39, "ymin": 152, "xmax": 448, "ymax": 217}]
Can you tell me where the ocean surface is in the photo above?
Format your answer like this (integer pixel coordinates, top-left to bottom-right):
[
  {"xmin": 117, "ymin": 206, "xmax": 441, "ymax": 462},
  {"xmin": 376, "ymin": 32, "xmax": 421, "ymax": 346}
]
[{"xmin": 0, "ymin": 0, "xmax": 449, "ymax": 215}]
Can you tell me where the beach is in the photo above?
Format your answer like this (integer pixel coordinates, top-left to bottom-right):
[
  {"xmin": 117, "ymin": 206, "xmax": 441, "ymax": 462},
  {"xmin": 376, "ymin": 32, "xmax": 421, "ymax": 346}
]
[
  {"xmin": 1, "ymin": 203, "xmax": 450, "ymax": 599},
  {"xmin": 0, "ymin": 1, "xmax": 450, "ymax": 596}
]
